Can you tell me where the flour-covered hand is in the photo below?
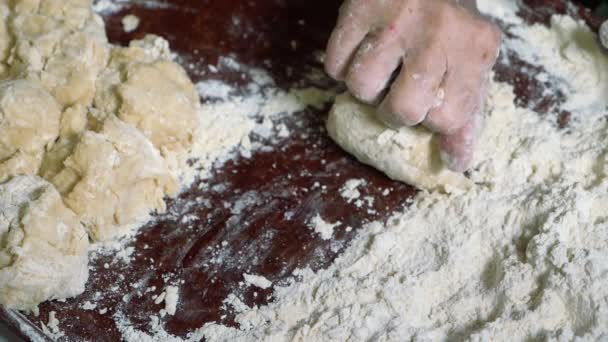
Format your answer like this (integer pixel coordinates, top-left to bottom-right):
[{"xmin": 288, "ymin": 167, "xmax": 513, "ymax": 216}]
[{"xmin": 325, "ymin": 0, "xmax": 501, "ymax": 171}]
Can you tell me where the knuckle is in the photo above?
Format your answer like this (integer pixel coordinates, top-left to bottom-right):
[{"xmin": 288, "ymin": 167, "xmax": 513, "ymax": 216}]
[{"xmin": 383, "ymin": 95, "xmax": 426, "ymax": 126}]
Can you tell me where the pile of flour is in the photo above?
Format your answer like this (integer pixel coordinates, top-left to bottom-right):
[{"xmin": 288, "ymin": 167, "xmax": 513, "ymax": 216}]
[{"xmin": 191, "ymin": 2, "xmax": 608, "ymax": 341}]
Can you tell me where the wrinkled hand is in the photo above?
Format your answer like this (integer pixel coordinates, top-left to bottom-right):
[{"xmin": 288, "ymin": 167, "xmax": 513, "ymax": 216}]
[{"xmin": 325, "ymin": 0, "xmax": 501, "ymax": 172}]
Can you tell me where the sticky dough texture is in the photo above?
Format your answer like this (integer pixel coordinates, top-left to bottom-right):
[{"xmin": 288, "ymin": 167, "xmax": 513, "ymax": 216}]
[
  {"xmin": 327, "ymin": 93, "xmax": 472, "ymax": 191},
  {"xmin": 0, "ymin": 0, "xmax": 200, "ymax": 310}
]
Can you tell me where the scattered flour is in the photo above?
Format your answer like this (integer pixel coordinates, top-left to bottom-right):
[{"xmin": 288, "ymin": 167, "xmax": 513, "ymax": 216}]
[
  {"xmin": 191, "ymin": 2, "xmax": 608, "ymax": 341},
  {"xmin": 243, "ymin": 274, "xmax": 273, "ymax": 290},
  {"xmin": 308, "ymin": 214, "xmax": 341, "ymax": 241}
]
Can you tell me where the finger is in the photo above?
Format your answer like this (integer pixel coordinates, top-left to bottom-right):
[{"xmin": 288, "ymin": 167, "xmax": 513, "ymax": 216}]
[
  {"xmin": 377, "ymin": 44, "xmax": 447, "ymax": 128},
  {"xmin": 424, "ymin": 67, "xmax": 482, "ymax": 134},
  {"xmin": 438, "ymin": 80, "xmax": 488, "ymax": 172},
  {"xmin": 325, "ymin": 1, "xmax": 371, "ymax": 81},
  {"xmin": 344, "ymin": 32, "xmax": 404, "ymax": 104}
]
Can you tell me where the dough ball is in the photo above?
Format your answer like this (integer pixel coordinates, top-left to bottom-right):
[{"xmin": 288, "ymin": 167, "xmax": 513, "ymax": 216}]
[
  {"xmin": 95, "ymin": 37, "xmax": 199, "ymax": 159},
  {"xmin": 326, "ymin": 94, "xmax": 472, "ymax": 192},
  {"xmin": 50, "ymin": 116, "xmax": 178, "ymax": 241},
  {"xmin": 0, "ymin": 79, "xmax": 61, "ymax": 182},
  {"xmin": 0, "ymin": 175, "xmax": 89, "ymax": 311}
]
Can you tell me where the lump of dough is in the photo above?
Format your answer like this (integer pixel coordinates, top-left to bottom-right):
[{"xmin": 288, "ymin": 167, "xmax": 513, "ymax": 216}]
[
  {"xmin": 326, "ymin": 94, "xmax": 472, "ymax": 192},
  {"xmin": 39, "ymin": 29, "xmax": 109, "ymax": 107},
  {"xmin": 0, "ymin": 79, "xmax": 61, "ymax": 182},
  {"xmin": 48, "ymin": 116, "xmax": 178, "ymax": 241},
  {"xmin": 0, "ymin": 175, "xmax": 89, "ymax": 311},
  {"xmin": 95, "ymin": 37, "xmax": 200, "ymax": 162},
  {"xmin": 8, "ymin": 0, "xmax": 109, "ymax": 106},
  {"xmin": 117, "ymin": 60, "xmax": 199, "ymax": 153},
  {"xmin": 0, "ymin": 3, "xmax": 11, "ymax": 76}
]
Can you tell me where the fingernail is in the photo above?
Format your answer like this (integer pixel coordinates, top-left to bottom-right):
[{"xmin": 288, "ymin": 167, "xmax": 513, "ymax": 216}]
[{"xmin": 440, "ymin": 149, "xmax": 469, "ymax": 173}]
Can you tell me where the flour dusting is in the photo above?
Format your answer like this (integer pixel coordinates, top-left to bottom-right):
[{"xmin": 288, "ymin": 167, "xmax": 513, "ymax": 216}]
[
  {"xmin": 192, "ymin": 2, "xmax": 608, "ymax": 341},
  {"xmin": 29, "ymin": 0, "xmax": 608, "ymax": 341}
]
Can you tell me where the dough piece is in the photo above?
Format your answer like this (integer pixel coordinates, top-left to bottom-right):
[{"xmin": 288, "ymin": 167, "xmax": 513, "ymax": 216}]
[
  {"xmin": 8, "ymin": 0, "xmax": 109, "ymax": 106},
  {"xmin": 326, "ymin": 94, "xmax": 472, "ymax": 191},
  {"xmin": 0, "ymin": 79, "xmax": 61, "ymax": 182},
  {"xmin": 95, "ymin": 37, "xmax": 200, "ymax": 162},
  {"xmin": 49, "ymin": 116, "xmax": 178, "ymax": 241},
  {"xmin": 0, "ymin": 1, "xmax": 202, "ymax": 310},
  {"xmin": 0, "ymin": 176, "xmax": 89, "ymax": 311},
  {"xmin": 0, "ymin": 3, "xmax": 11, "ymax": 76}
]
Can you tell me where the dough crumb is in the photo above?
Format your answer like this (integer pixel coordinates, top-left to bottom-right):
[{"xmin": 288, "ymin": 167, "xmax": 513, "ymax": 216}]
[
  {"xmin": 243, "ymin": 274, "xmax": 272, "ymax": 290},
  {"xmin": 41, "ymin": 311, "xmax": 63, "ymax": 340},
  {"xmin": 308, "ymin": 214, "xmax": 341, "ymax": 240},
  {"xmin": 340, "ymin": 178, "xmax": 366, "ymax": 203},
  {"xmin": 164, "ymin": 286, "xmax": 179, "ymax": 316},
  {"xmin": 122, "ymin": 14, "xmax": 140, "ymax": 32}
]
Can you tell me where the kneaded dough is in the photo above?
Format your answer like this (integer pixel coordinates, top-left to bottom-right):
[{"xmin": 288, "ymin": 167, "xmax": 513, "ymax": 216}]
[
  {"xmin": 0, "ymin": 79, "xmax": 61, "ymax": 182},
  {"xmin": 95, "ymin": 37, "xmax": 200, "ymax": 159},
  {"xmin": 0, "ymin": 0, "xmax": 202, "ymax": 309},
  {"xmin": 0, "ymin": 3, "xmax": 11, "ymax": 76},
  {"xmin": 326, "ymin": 94, "xmax": 472, "ymax": 191},
  {"xmin": 50, "ymin": 116, "xmax": 178, "ymax": 242},
  {"xmin": 0, "ymin": 176, "xmax": 89, "ymax": 311}
]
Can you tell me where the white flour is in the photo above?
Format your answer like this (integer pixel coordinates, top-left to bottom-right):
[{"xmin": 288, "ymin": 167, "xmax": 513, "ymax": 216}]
[
  {"xmin": 243, "ymin": 274, "xmax": 273, "ymax": 290},
  {"xmin": 191, "ymin": 2, "xmax": 608, "ymax": 341},
  {"xmin": 69, "ymin": 0, "xmax": 608, "ymax": 341}
]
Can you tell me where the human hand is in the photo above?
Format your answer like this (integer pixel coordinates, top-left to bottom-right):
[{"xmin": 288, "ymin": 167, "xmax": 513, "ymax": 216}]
[
  {"xmin": 325, "ymin": 0, "xmax": 501, "ymax": 172},
  {"xmin": 600, "ymin": 20, "xmax": 608, "ymax": 50}
]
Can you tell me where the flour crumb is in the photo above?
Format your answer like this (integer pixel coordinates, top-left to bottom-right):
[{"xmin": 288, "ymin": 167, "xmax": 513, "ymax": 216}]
[
  {"xmin": 154, "ymin": 291, "xmax": 166, "ymax": 305},
  {"xmin": 340, "ymin": 178, "xmax": 366, "ymax": 203},
  {"xmin": 164, "ymin": 286, "xmax": 179, "ymax": 316},
  {"xmin": 41, "ymin": 311, "xmax": 63, "ymax": 340},
  {"xmin": 81, "ymin": 301, "xmax": 97, "ymax": 311},
  {"xmin": 309, "ymin": 214, "xmax": 341, "ymax": 240},
  {"xmin": 243, "ymin": 274, "xmax": 273, "ymax": 290},
  {"xmin": 196, "ymin": 80, "xmax": 235, "ymax": 100},
  {"xmin": 122, "ymin": 14, "xmax": 140, "ymax": 32}
]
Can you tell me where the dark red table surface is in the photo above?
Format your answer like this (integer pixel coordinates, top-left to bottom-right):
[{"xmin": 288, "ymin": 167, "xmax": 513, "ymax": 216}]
[{"xmin": 0, "ymin": 0, "xmax": 605, "ymax": 341}]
